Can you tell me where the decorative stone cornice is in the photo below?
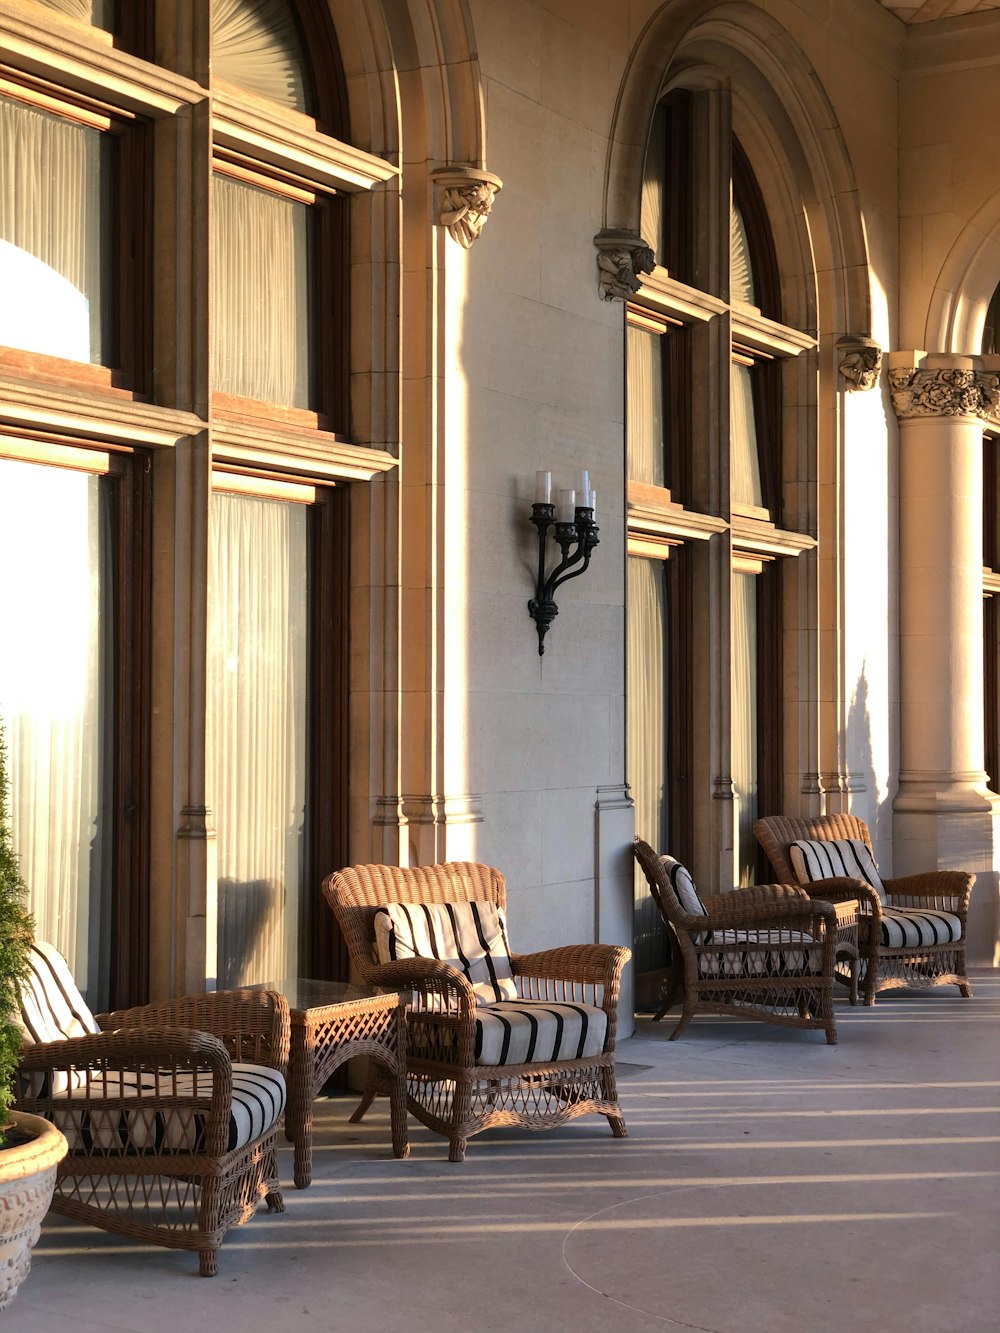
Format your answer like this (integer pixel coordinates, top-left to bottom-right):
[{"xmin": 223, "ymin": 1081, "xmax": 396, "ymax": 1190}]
[
  {"xmin": 432, "ymin": 168, "xmax": 502, "ymax": 248},
  {"xmin": 888, "ymin": 358, "xmax": 1000, "ymax": 422},
  {"xmin": 594, "ymin": 229, "xmax": 655, "ymax": 302},
  {"xmin": 836, "ymin": 336, "xmax": 882, "ymax": 392}
]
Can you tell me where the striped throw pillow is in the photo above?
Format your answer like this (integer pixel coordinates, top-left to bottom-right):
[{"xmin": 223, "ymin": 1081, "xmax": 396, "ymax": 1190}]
[
  {"xmin": 788, "ymin": 838, "xmax": 886, "ymax": 904},
  {"xmin": 660, "ymin": 856, "xmax": 708, "ymax": 919},
  {"xmin": 374, "ymin": 901, "xmax": 517, "ymax": 1005},
  {"xmin": 17, "ymin": 942, "xmax": 100, "ymax": 1046}
]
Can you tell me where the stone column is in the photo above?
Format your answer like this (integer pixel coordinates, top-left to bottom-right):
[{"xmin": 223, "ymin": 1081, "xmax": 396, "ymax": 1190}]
[{"xmin": 889, "ymin": 353, "xmax": 1000, "ymax": 960}]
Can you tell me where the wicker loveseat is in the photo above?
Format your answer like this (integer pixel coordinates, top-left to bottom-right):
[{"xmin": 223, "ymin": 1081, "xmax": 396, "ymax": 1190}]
[
  {"xmin": 754, "ymin": 814, "xmax": 973, "ymax": 1005},
  {"xmin": 633, "ymin": 838, "xmax": 840, "ymax": 1043},
  {"xmin": 16, "ymin": 942, "xmax": 289, "ymax": 1276},
  {"xmin": 323, "ymin": 860, "xmax": 630, "ymax": 1162}
]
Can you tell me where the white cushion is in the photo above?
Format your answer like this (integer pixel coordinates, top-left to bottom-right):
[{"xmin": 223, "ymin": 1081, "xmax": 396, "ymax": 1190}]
[
  {"xmin": 789, "ymin": 838, "xmax": 887, "ymax": 903},
  {"xmin": 18, "ymin": 942, "xmax": 100, "ymax": 1047},
  {"xmin": 374, "ymin": 900, "xmax": 517, "ymax": 1005},
  {"xmin": 472, "ymin": 1000, "xmax": 608, "ymax": 1066},
  {"xmin": 660, "ymin": 856, "xmax": 708, "ymax": 918},
  {"xmin": 50, "ymin": 1063, "xmax": 286, "ymax": 1155},
  {"xmin": 697, "ymin": 929, "xmax": 824, "ymax": 979},
  {"xmin": 879, "ymin": 908, "xmax": 962, "ymax": 949}
]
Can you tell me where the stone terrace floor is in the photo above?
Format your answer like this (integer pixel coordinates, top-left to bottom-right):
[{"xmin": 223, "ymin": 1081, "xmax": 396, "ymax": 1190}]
[{"xmin": 12, "ymin": 969, "xmax": 1000, "ymax": 1333}]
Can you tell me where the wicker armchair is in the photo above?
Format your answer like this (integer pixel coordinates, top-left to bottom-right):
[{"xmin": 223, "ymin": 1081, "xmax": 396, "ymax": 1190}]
[
  {"xmin": 16, "ymin": 942, "xmax": 289, "ymax": 1276},
  {"xmin": 754, "ymin": 814, "xmax": 974, "ymax": 1005},
  {"xmin": 322, "ymin": 861, "xmax": 630, "ymax": 1162},
  {"xmin": 633, "ymin": 838, "xmax": 839, "ymax": 1044}
]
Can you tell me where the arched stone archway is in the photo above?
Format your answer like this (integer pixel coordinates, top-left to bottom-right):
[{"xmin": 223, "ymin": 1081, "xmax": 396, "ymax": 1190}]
[{"xmin": 924, "ymin": 191, "xmax": 1000, "ymax": 354}]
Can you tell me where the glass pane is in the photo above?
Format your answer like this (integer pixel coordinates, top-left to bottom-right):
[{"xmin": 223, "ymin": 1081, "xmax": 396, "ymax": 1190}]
[
  {"xmin": 731, "ymin": 361, "xmax": 764, "ymax": 508},
  {"xmin": 627, "ymin": 324, "xmax": 665, "ymax": 488},
  {"xmin": 641, "ymin": 104, "xmax": 666, "ymax": 268},
  {"xmin": 0, "ymin": 97, "xmax": 112, "ymax": 364},
  {"xmin": 627, "ymin": 557, "xmax": 669, "ymax": 986},
  {"xmin": 208, "ymin": 492, "xmax": 308, "ymax": 988},
  {"xmin": 732, "ymin": 570, "xmax": 758, "ymax": 887},
  {"xmin": 212, "ymin": 0, "xmax": 313, "ymax": 113},
  {"xmin": 0, "ymin": 458, "xmax": 112, "ymax": 1007},
  {"xmin": 212, "ymin": 174, "xmax": 314, "ymax": 409},
  {"xmin": 28, "ymin": 0, "xmax": 115, "ymax": 30},
  {"xmin": 731, "ymin": 201, "xmax": 756, "ymax": 306}
]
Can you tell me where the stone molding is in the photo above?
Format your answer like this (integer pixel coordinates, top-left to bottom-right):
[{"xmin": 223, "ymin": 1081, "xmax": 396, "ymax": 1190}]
[
  {"xmin": 888, "ymin": 363, "xmax": 1000, "ymax": 421},
  {"xmin": 432, "ymin": 168, "xmax": 502, "ymax": 248},
  {"xmin": 836, "ymin": 336, "xmax": 882, "ymax": 391},
  {"xmin": 594, "ymin": 229, "xmax": 655, "ymax": 302},
  {"xmin": 373, "ymin": 794, "xmax": 484, "ymax": 827}
]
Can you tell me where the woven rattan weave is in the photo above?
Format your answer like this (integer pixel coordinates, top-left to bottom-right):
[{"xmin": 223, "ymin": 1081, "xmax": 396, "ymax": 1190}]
[
  {"xmin": 323, "ymin": 861, "xmax": 630, "ymax": 1162},
  {"xmin": 754, "ymin": 813, "xmax": 974, "ymax": 1005},
  {"xmin": 16, "ymin": 988, "xmax": 289, "ymax": 1276},
  {"xmin": 633, "ymin": 838, "xmax": 840, "ymax": 1043}
]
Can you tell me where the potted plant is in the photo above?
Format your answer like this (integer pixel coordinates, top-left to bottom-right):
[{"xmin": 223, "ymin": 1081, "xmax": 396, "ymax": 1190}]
[{"xmin": 0, "ymin": 722, "xmax": 67, "ymax": 1309}]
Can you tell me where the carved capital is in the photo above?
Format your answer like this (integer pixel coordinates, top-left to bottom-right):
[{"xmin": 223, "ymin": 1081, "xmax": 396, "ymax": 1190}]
[
  {"xmin": 432, "ymin": 167, "xmax": 502, "ymax": 248},
  {"xmin": 836, "ymin": 336, "xmax": 882, "ymax": 391},
  {"xmin": 594, "ymin": 229, "xmax": 656, "ymax": 302},
  {"xmin": 888, "ymin": 364, "xmax": 1000, "ymax": 421}
]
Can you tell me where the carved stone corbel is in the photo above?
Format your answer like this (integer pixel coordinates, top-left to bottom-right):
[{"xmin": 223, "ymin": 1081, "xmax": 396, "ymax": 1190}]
[
  {"xmin": 432, "ymin": 167, "xmax": 503, "ymax": 248},
  {"xmin": 836, "ymin": 336, "xmax": 882, "ymax": 391},
  {"xmin": 594, "ymin": 229, "xmax": 656, "ymax": 302}
]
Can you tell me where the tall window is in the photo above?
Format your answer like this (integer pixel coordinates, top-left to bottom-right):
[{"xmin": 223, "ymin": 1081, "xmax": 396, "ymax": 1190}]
[
  {"xmin": 982, "ymin": 281, "xmax": 1000, "ymax": 790},
  {"xmin": 627, "ymin": 90, "xmax": 815, "ymax": 901}
]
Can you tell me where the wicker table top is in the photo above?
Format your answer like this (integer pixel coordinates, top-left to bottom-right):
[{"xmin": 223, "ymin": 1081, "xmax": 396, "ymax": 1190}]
[{"xmin": 245, "ymin": 978, "xmax": 395, "ymax": 1013}]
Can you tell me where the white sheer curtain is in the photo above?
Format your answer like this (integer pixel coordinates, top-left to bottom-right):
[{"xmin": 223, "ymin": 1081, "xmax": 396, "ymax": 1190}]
[
  {"xmin": 211, "ymin": 0, "xmax": 310, "ymax": 111},
  {"xmin": 0, "ymin": 97, "xmax": 106, "ymax": 363},
  {"xmin": 730, "ymin": 360, "xmax": 764, "ymax": 508},
  {"xmin": 730, "ymin": 201, "xmax": 756, "ymax": 306},
  {"xmin": 207, "ymin": 491, "xmax": 307, "ymax": 988},
  {"xmin": 627, "ymin": 324, "xmax": 665, "ymax": 488},
  {"xmin": 627, "ymin": 556, "xmax": 669, "ymax": 975},
  {"xmin": 732, "ymin": 570, "xmax": 758, "ymax": 887},
  {"xmin": 640, "ymin": 104, "xmax": 665, "ymax": 267},
  {"xmin": 0, "ymin": 458, "xmax": 106, "ymax": 998},
  {"xmin": 212, "ymin": 173, "xmax": 312, "ymax": 409}
]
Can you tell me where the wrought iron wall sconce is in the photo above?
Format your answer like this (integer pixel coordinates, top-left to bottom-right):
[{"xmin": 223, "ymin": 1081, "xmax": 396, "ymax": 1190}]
[{"xmin": 527, "ymin": 470, "xmax": 599, "ymax": 655}]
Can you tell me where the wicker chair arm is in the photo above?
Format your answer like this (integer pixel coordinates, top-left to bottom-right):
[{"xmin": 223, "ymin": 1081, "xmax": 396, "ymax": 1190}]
[
  {"xmin": 796, "ymin": 876, "xmax": 882, "ymax": 920},
  {"xmin": 364, "ymin": 958, "xmax": 478, "ymax": 1018},
  {"xmin": 510, "ymin": 943, "xmax": 630, "ymax": 987},
  {"xmin": 96, "ymin": 989, "xmax": 290, "ymax": 1073},
  {"xmin": 19, "ymin": 1026, "xmax": 231, "ymax": 1074},
  {"xmin": 697, "ymin": 894, "xmax": 836, "ymax": 932},
  {"xmin": 699, "ymin": 884, "xmax": 808, "ymax": 913},
  {"xmin": 882, "ymin": 871, "xmax": 973, "ymax": 913}
]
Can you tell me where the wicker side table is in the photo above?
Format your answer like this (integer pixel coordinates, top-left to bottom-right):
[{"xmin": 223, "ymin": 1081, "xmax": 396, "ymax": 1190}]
[{"xmin": 249, "ymin": 979, "xmax": 408, "ymax": 1188}]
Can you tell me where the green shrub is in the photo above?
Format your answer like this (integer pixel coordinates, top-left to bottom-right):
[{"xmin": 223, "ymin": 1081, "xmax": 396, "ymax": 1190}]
[{"xmin": 0, "ymin": 724, "xmax": 33, "ymax": 1137}]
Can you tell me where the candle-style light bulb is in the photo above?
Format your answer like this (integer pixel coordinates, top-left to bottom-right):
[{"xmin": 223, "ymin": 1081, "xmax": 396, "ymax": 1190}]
[
  {"xmin": 589, "ymin": 488, "xmax": 597, "ymax": 520},
  {"xmin": 535, "ymin": 470, "xmax": 552, "ymax": 504},
  {"xmin": 557, "ymin": 488, "xmax": 576, "ymax": 522},
  {"xmin": 575, "ymin": 469, "xmax": 591, "ymax": 507}
]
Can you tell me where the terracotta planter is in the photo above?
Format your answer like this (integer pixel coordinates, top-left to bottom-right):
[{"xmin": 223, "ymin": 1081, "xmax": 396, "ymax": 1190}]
[{"xmin": 0, "ymin": 1110, "xmax": 67, "ymax": 1309}]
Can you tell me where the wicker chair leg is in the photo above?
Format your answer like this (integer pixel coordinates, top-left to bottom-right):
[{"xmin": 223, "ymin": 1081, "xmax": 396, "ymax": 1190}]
[
  {"xmin": 265, "ymin": 1190, "xmax": 284, "ymax": 1213},
  {"xmin": 606, "ymin": 1113, "xmax": 628, "ymax": 1137},
  {"xmin": 348, "ymin": 1089, "xmax": 377, "ymax": 1124},
  {"xmin": 199, "ymin": 1248, "xmax": 219, "ymax": 1278},
  {"xmin": 960, "ymin": 981, "xmax": 973, "ymax": 997},
  {"xmin": 668, "ymin": 1003, "xmax": 696, "ymax": 1040},
  {"xmin": 448, "ymin": 1136, "xmax": 467, "ymax": 1163}
]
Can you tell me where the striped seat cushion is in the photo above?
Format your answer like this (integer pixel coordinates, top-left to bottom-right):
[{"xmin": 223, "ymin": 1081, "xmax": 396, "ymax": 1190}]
[
  {"xmin": 697, "ymin": 930, "xmax": 824, "ymax": 979},
  {"xmin": 375, "ymin": 901, "xmax": 517, "ymax": 1005},
  {"xmin": 879, "ymin": 908, "xmax": 962, "ymax": 949},
  {"xmin": 788, "ymin": 838, "xmax": 886, "ymax": 903},
  {"xmin": 471, "ymin": 1000, "xmax": 608, "ymax": 1066},
  {"xmin": 49, "ymin": 1063, "xmax": 286, "ymax": 1155}
]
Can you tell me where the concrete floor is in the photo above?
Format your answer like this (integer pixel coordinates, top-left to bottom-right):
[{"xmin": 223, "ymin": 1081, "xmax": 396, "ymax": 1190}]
[{"xmin": 11, "ymin": 970, "xmax": 1000, "ymax": 1333}]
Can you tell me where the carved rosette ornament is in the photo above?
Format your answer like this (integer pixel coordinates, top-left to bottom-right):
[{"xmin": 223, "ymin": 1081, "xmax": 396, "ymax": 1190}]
[
  {"xmin": 888, "ymin": 366, "xmax": 1000, "ymax": 421},
  {"xmin": 594, "ymin": 229, "xmax": 656, "ymax": 301},
  {"xmin": 836, "ymin": 336, "xmax": 882, "ymax": 392},
  {"xmin": 432, "ymin": 168, "xmax": 503, "ymax": 249}
]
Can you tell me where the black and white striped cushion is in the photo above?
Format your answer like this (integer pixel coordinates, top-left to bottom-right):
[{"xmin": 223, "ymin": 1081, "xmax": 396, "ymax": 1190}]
[
  {"xmin": 374, "ymin": 901, "xmax": 517, "ymax": 1004},
  {"xmin": 473, "ymin": 1000, "xmax": 608, "ymax": 1066},
  {"xmin": 50, "ymin": 1063, "xmax": 286, "ymax": 1155},
  {"xmin": 879, "ymin": 908, "xmax": 962, "ymax": 949},
  {"xmin": 660, "ymin": 856, "xmax": 707, "ymax": 919},
  {"xmin": 697, "ymin": 929, "xmax": 824, "ymax": 979},
  {"xmin": 788, "ymin": 838, "xmax": 886, "ymax": 903},
  {"xmin": 18, "ymin": 941, "xmax": 100, "ymax": 1046}
]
